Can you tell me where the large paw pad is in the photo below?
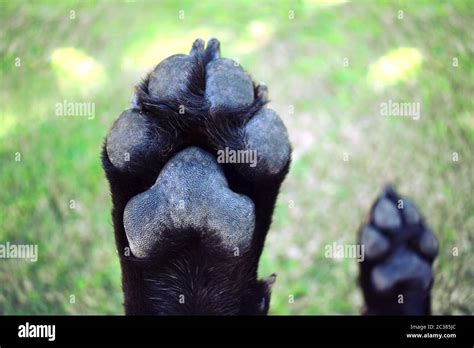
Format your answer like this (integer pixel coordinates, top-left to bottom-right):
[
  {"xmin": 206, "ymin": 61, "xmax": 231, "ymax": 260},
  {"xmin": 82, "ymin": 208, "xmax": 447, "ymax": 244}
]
[{"xmin": 123, "ymin": 147, "xmax": 255, "ymax": 258}]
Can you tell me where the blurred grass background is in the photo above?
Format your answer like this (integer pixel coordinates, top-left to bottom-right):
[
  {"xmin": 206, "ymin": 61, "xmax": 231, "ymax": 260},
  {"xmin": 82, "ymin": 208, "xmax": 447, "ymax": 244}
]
[{"xmin": 0, "ymin": 0, "xmax": 473, "ymax": 314}]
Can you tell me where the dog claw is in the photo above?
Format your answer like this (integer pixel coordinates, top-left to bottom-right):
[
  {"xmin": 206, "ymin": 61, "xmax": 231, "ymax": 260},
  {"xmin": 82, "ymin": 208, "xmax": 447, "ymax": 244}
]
[
  {"xmin": 206, "ymin": 37, "xmax": 221, "ymax": 61},
  {"xmin": 190, "ymin": 38, "xmax": 205, "ymax": 56}
]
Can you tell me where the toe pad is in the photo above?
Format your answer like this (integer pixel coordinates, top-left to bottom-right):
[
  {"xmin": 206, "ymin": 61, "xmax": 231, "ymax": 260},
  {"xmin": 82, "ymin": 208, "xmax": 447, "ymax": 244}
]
[
  {"xmin": 244, "ymin": 108, "xmax": 291, "ymax": 178},
  {"xmin": 205, "ymin": 58, "xmax": 254, "ymax": 110},
  {"xmin": 106, "ymin": 109, "xmax": 162, "ymax": 172}
]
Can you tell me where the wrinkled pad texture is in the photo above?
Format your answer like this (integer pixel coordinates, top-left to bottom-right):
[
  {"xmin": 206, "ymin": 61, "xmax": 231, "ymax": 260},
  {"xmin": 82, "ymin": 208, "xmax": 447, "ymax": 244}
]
[{"xmin": 123, "ymin": 147, "xmax": 255, "ymax": 258}]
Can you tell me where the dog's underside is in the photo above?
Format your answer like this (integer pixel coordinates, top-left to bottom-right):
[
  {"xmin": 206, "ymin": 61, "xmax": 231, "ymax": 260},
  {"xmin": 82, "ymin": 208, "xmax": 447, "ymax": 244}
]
[{"xmin": 102, "ymin": 38, "xmax": 438, "ymax": 315}]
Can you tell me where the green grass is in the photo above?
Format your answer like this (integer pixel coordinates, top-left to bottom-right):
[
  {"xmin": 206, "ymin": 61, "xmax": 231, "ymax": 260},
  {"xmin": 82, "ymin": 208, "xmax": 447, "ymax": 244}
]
[{"xmin": 1, "ymin": 0, "xmax": 473, "ymax": 314}]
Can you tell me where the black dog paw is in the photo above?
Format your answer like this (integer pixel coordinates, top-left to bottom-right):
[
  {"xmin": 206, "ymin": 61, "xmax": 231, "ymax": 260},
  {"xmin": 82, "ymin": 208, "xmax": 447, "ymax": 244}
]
[
  {"xmin": 102, "ymin": 38, "xmax": 291, "ymax": 315},
  {"xmin": 358, "ymin": 186, "xmax": 438, "ymax": 315}
]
